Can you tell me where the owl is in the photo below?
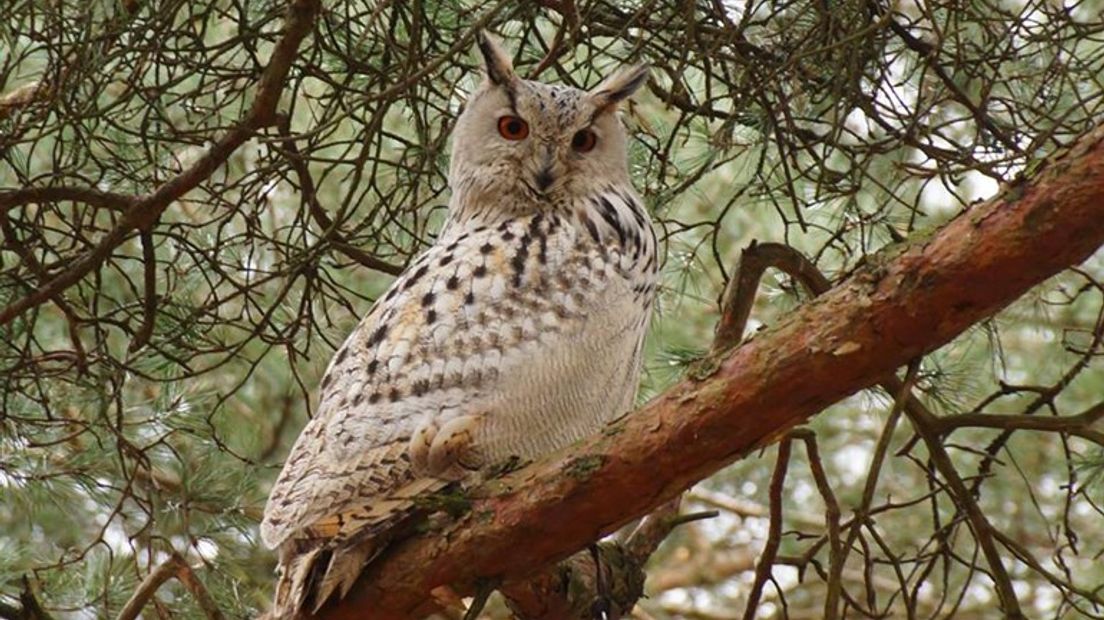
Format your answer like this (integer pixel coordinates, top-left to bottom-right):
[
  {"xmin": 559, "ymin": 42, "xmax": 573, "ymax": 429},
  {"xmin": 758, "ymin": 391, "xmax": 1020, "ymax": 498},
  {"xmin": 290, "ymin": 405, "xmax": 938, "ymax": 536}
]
[{"xmin": 261, "ymin": 32, "xmax": 658, "ymax": 617}]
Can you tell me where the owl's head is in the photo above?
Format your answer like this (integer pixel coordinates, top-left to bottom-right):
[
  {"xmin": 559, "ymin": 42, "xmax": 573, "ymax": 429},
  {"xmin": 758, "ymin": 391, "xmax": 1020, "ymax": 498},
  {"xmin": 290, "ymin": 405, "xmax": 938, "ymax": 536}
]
[{"xmin": 448, "ymin": 33, "xmax": 648, "ymax": 211}]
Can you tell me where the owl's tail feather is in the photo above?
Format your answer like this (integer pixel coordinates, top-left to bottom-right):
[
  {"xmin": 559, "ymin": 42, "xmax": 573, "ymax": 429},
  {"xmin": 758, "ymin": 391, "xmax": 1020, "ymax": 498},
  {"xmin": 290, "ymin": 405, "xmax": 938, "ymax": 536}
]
[
  {"xmin": 273, "ymin": 545, "xmax": 320, "ymax": 617},
  {"xmin": 269, "ymin": 539, "xmax": 383, "ymax": 619},
  {"xmin": 312, "ymin": 543, "xmax": 378, "ymax": 611},
  {"xmin": 267, "ymin": 478, "xmax": 453, "ymax": 618}
]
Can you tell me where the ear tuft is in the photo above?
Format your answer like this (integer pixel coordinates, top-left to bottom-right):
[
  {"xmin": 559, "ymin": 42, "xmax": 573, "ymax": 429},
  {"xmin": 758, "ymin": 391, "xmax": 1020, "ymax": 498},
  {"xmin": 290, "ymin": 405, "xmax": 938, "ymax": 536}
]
[
  {"xmin": 475, "ymin": 31, "xmax": 515, "ymax": 86},
  {"xmin": 589, "ymin": 64, "xmax": 649, "ymax": 111}
]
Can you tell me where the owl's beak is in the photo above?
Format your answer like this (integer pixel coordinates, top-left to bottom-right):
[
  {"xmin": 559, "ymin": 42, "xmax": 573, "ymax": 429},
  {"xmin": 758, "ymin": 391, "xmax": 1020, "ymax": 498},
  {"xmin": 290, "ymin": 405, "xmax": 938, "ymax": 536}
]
[
  {"xmin": 532, "ymin": 144, "xmax": 562, "ymax": 194},
  {"xmin": 535, "ymin": 166, "xmax": 555, "ymax": 192}
]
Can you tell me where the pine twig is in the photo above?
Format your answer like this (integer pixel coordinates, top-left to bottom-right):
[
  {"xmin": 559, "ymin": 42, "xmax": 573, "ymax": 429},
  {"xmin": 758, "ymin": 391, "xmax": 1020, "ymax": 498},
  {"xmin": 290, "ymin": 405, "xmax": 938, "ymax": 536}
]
[{"xmin": 115, "ymin": 554, "xmax": 224, "ymax": 620}]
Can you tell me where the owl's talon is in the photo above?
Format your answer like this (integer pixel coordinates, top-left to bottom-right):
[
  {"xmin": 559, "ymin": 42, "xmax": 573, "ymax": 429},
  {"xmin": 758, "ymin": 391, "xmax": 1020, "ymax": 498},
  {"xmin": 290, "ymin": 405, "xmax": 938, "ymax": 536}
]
[
  {"xmin": 456, "ymin": 451, "xmax": 486, "ymax": 472},
  {"xmin": 409, "ymin": 420, "xmax": 438, "ymax": 473},
  {"xmin": 421, "ymin": 414, "xmax": 484, "ymax": 479}
]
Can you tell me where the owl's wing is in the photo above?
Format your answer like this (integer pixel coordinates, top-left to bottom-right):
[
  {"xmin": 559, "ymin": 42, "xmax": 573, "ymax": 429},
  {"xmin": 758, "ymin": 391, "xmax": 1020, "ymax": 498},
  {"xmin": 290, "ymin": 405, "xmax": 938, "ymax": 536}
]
[
  {"xmin": 262, "ymin": 212, "xmax": 633, "ymax": 548},
  {"xmin": 262, "ymin": 198, "xmax": 655, "ymax": 615}
]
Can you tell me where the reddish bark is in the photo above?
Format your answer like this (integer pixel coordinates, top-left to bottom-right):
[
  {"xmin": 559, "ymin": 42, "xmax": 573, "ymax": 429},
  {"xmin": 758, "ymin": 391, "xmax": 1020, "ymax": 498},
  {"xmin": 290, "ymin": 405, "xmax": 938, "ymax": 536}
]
[{"xmin": 319, "ymin": 123, "xmax": 1104, "ymax": 619}]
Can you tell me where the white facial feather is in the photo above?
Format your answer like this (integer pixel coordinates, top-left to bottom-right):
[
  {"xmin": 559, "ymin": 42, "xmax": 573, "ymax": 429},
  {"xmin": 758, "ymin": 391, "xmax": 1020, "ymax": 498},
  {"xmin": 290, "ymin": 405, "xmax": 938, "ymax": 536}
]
[{"xmin": 445, "ymin": 33, "xmax": 647, "ymax": 231}]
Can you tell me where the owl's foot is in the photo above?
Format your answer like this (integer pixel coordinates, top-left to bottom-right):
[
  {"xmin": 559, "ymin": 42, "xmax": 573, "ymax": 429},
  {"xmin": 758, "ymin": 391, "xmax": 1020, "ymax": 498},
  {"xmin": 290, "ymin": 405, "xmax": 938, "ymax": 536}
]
[{"xmin": 409, "ymin": 415, "xmax": 486, "ymax": 479}]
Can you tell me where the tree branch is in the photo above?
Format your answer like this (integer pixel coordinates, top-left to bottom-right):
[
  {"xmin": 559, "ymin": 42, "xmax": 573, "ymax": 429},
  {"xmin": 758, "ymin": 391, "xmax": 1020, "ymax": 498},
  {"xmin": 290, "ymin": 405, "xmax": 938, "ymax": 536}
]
[
  {"xmin": 0, "ymin": 187, "xmax": 138, "ymax": 213},
  {"xmin": 928, "ymin": 401, "xmax": 1104, "ymax": 444},
  {"xmin": 0, "ymin": 0, "xmax": 322, "ymax": 327},
  {"xmin": 274, "ymin": 115, "xmax": 403, "ymax": 276},
  {"xmin": 0, "ymin": 577, "xmax": 54, "ymax": 620},
  {"xmin": 116, "ymin": 553, "xmax": 224, "ymax": 620},
  {"xmin": 741, "ymin": 436, "xmax": 792, "ymax": 620},
  {"xmin": 313, "ymin": 122, "xmax": 1104, "ymax": 619},
  {"xmin": 900, "ymin": 385, "xmax": 1025, "ymax": 618},
  {"xmin": 116, "ymin": 556, "xmax": 186, "ymax": 620},
  {"xmin": 495, "ymin": 496, "xmax": 707, "ymax": 619},
  {"xmin": 713, "ymin": 240, "xmax": 832, "ymax": 352}
]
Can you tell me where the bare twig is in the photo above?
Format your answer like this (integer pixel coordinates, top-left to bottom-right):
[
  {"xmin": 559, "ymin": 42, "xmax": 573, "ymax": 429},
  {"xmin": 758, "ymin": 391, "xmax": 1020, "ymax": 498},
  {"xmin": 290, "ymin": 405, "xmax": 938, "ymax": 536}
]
[
  {"xmin": 274, "ymin": 115, "xmax": 403, "ymax": 276},
  {"xmin": 115, "ymin": 554, "xmax": 224, "ymax": 620},
  {"xmin": 174, "ymin": 560, "xmax": 226, "ymax": 620},
  {"xmin": 0, "ymin": 0, "xmax": 323, "ymax": 326},
  {"xmin": 902, "ymin": 390, "xmax": 1025, "ymax": 617},
  {"xmin": 713, "ymin": 241, "xmax": 832, "ymax": 353},
  {"xmin": 929, "ymin": 401, "xmax": 1104, "ymax": 445},
  {"xmin": 0, "ymin": 578, "xmax": 54, "ymax": 620},
  {"xmin": 742, "ymin": 437, "xmax": 792, "ymax": 620},
  {"xmin": 115, "ymin": 555, "xmax": 186, "ymax": 620}
]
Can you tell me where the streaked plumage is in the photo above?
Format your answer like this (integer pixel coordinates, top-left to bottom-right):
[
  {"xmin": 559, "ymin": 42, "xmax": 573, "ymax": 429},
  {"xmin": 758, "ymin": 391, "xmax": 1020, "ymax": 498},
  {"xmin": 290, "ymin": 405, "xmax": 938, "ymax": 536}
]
[{"xmin": 262, "ymin": 32, "xmax": 657, "ymax": 617}]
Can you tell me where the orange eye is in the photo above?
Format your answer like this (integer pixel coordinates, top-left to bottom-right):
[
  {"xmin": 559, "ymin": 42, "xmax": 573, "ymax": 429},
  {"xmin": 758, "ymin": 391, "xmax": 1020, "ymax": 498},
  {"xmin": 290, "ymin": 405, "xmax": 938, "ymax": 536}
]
[
  {"xmin": 572, "ymin": 129, "xmax": 597, "ymax": 152},
  {"xmin": 497, "ymin": 116, "xmax": 529, "ymax": 140}
]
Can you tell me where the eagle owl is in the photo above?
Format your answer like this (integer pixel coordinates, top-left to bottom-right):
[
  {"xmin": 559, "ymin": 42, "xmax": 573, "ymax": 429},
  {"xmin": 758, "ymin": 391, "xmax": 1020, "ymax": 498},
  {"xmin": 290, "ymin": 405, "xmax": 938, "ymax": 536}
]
[{"xmin": 261, "ymin": 33, "xmax": 658, "ymax": 617}]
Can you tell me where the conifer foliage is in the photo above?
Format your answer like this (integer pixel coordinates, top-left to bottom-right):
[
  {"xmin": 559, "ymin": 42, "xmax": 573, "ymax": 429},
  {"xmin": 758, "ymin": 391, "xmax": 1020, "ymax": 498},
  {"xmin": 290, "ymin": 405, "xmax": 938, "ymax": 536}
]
[{"xmin": 2, "ymin": 1, "xmax": 1103, "ymax": 618}]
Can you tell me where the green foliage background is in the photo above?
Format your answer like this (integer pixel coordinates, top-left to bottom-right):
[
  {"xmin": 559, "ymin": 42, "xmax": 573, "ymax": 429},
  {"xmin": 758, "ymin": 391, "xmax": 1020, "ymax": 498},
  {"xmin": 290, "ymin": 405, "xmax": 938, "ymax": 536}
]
[{"xmin": 1, "ymin": 0, "xmax": 1103, "ymax": 618}]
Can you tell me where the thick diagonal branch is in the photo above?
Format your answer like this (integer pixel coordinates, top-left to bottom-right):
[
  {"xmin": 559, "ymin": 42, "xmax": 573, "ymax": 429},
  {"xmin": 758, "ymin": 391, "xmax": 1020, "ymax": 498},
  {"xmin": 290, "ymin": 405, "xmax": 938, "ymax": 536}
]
[{"xmin": 315, "ymin": 123, "xmax": 1104, "ymax": 619}]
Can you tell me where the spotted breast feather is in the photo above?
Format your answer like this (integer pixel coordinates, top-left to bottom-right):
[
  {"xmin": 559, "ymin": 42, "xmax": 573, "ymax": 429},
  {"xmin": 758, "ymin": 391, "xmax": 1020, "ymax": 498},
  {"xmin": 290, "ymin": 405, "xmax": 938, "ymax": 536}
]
[{"xmin": 261, "ymin": 190, "xmax": 656, "ymax": 615}]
